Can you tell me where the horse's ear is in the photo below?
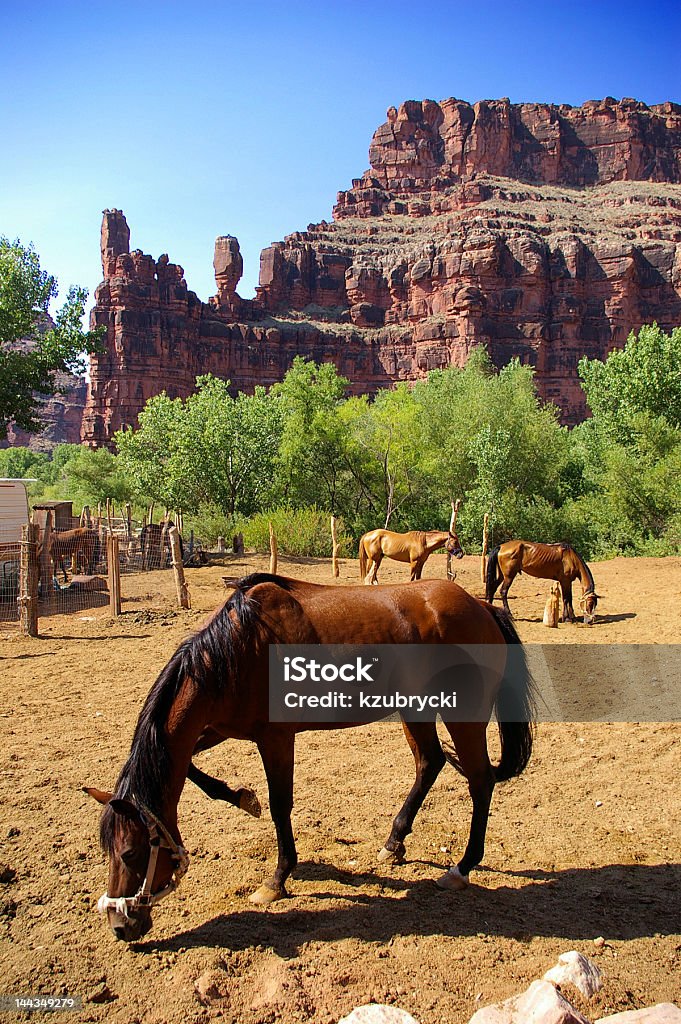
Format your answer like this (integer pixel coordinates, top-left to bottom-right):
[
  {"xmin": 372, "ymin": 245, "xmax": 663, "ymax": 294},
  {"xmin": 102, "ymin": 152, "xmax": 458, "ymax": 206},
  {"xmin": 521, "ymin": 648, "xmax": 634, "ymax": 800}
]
[
  {"xmin": 108, "ymin": 798, "xmax": 144, "ymax": 822},
  {"xmin": 83, "ymin": 786, "xmax": 112, "ymax": 805}
]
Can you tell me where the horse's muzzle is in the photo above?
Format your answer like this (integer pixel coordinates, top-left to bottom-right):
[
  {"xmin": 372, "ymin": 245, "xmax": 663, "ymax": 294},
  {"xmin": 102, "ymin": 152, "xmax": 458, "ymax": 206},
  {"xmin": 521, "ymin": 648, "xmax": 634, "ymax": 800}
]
[{"xmin": 112, "ymin": 916, "xmax": 151, "ymax": 941}]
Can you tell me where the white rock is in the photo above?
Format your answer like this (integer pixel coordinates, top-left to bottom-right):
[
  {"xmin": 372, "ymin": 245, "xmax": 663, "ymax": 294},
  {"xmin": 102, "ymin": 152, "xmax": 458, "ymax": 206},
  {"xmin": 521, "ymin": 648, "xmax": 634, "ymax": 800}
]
[
  {"xmin": 468, "ymin": 979, "xmax": 592, "ymax": 1024},
  {"xmin": 595, "ymin": 1005, "xmax": 681, "ymax": 1023},
  {"xmin": 338, "ymin": 1006, "xmax": 421, "ymax": 1024},
  {"xmin": 544, "ymin": 951, "xmax": 603, "ymax": 998}
]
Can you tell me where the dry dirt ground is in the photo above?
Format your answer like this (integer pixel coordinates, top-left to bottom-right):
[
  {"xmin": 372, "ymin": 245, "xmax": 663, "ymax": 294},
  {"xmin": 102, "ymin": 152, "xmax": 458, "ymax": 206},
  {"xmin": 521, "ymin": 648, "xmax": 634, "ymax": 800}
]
[{"xmin": 0, "ymin": 553, "xmax": 680, "ymax": 1024}]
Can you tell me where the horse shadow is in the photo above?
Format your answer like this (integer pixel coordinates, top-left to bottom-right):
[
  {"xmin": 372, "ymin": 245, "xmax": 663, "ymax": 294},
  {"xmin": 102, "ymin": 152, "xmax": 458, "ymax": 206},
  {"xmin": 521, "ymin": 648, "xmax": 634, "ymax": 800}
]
[{"xmin": 137, "ymin": 860, "xmax": 681, "ymax": 957}]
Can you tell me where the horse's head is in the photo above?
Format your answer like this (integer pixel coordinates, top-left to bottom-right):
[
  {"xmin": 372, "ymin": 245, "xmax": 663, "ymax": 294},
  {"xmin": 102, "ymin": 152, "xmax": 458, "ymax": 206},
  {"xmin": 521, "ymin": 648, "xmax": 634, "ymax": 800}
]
[
  {"xmin": 445, "ymin": 532, "xmax": 464, "ymax": 560},
  {"xmin": 581, "ymin": 591, "xmax": 599, "ymax": 625},
  {"xmin": 84, "ymin": 787, "xmax": 188, "ymax": 942}
]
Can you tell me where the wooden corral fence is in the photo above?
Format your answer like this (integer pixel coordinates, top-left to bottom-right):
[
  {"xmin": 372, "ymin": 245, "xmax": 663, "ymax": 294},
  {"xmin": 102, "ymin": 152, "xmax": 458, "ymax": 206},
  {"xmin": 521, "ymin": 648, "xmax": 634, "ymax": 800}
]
[{"xmin": 1, "ymin": 500, "xmax": 203, "ymax": 633}]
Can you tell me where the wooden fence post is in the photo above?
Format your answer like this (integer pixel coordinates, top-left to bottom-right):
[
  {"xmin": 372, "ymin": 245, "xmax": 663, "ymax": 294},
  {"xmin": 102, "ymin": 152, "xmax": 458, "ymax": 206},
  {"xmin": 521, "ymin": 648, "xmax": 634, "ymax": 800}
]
[
  {"xmin": 217, "ymin": 536, "xmax": 225, "ymax": 554},
  {"xmin": 269, "ymin": 522, "xmax": 278, "ymax": 576},
  {"xmin": 447, "ymin": 498, "xmax": 461, "ymax": 581},
  {"xmin": 331, "ymin": 515, "xmax": 340, "ymax": 578},
  {"xmin": 107, "ymin": 534, "xmax": 121, "ymax": 616},
  {"xmin": 169, "ymin": 526, "xmax": 190, "ymax": 609},
  {"xmin": 481, "ymin": 512, "xmax": 489, "ymax": 584},
  {"xmin": 19, "ymin": 523, "xmax": 40, "ymax": 636},
  {"xmin": 39, "ymin": 510, "xmax": 53, "ymax": 600}
]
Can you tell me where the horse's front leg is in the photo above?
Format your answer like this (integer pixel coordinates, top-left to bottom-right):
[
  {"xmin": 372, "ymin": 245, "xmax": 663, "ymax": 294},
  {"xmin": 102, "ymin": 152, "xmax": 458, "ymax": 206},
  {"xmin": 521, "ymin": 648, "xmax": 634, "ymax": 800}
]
[
  {"xmin": 187, "ymin": 761, "xmax": 261, "ymax": 817},
  {"xmin": 410, "ymin": 558, "xmax": 424, "ymax": 581},
  {"xmin": 379, "ymin": 721, "xmax": 445, "ymax": 864},
  {"xmin": 250, "ymin": 729, "xmax": 297, "ymax": 905}
]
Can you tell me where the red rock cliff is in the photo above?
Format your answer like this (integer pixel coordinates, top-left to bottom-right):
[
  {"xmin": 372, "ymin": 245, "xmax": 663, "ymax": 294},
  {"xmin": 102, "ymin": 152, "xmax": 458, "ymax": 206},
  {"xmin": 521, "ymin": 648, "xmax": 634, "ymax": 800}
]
[{"xmin": 82, "ymin": 98, "xmax": 681, "ymax": 447}]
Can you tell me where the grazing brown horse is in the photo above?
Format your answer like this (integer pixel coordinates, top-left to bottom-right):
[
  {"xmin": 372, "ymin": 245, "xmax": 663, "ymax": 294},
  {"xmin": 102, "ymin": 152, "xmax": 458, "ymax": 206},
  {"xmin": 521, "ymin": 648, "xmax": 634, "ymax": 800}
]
[
  {"xmin": 86, "ymin": 572, "xmax": 535, "ymax": 942},
  {"xmin": 359, "ymin": 529, "xmax": 463, "ymax": 584},
  {"xmin": 486, "ymin": 541, "xmax": 599, "ymax": 624},
  {"xmin": 49, "ymin": 528, "xmax": 100, "ymax": 581}
]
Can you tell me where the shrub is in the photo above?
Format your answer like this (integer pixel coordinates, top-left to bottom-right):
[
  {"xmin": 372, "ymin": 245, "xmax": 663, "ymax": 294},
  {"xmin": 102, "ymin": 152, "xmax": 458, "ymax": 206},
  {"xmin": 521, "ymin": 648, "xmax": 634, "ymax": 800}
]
[{"xmin": 234, "ymin": 506, "xmax": 353, "ymax": 558}]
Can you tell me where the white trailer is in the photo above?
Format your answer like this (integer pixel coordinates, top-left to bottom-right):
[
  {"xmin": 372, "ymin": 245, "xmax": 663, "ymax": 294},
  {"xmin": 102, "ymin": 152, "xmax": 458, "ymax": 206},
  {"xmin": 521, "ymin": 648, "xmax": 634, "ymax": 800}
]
[{"xmin": 0, "ymin": 478, "xmax": 31, "ymax": 547}]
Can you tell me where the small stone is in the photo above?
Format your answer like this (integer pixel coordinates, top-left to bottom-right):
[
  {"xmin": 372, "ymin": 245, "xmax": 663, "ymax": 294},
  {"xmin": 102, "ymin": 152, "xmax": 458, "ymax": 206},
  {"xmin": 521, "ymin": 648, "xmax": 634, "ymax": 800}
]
[
  {"xmin": 593, "ymin": 936, "xmax": 606, "ymax": 948},
  {"xmin": 338, "ymin": 1007, "xmax": 421, "ymax": 1024}
]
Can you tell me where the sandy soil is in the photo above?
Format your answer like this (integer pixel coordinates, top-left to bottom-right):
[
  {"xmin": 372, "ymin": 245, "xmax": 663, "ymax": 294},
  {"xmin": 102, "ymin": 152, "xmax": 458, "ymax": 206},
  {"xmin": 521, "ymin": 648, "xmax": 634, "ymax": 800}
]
[{"xmin": 0, "ymin": 552, "xmax": 680, "ymax": 1024}]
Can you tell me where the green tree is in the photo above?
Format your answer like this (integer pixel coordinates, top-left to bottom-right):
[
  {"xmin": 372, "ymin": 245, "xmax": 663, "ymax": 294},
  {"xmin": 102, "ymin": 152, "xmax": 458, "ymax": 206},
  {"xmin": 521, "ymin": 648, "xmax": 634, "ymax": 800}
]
[
  {"xmin": 179, "ymin": 376, "xmax": 282, "ymax": 515},
  {"xmin": 114, "ymin": 376, "xmax": 282, "ymax": 515},
  {"xmin": 578, "ymin": 324, "xmax": 681, "ymax": 432},
  {"xmin": 0, "ymin": 238, "xmax": 103, "ymax": 438},
  {"xmin": 271, "ymin": 357, "xmax": 351, "ymax": 511},
  {"xmin": 114, "ymin": 391, "xmax": 185, "ymax": 509}
]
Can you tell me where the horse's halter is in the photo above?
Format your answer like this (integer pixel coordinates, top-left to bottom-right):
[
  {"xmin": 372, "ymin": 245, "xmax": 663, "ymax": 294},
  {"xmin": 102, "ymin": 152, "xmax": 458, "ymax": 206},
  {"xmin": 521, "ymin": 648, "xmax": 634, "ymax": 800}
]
[
  {"xmin": 97, "ymin": 799, "xmax": 189, "ymax": 920},
  {"xmin": 578, "ymin": 588, "xmax": 597, "ymax": 608}
]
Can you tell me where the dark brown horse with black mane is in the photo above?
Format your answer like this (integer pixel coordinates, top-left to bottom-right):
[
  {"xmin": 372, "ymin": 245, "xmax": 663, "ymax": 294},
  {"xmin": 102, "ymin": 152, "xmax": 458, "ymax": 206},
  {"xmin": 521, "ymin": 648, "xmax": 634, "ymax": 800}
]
[
  {"xmin": 359, "ymin": 528, "xmax": 464, "ymax": 584},
  {"xmin": 486, "ymin": 540, "xmax": 599, "ymax": 624},
  {"xmin": 85, "ymin": 572, "xmax": 535, "ymax": 942}
]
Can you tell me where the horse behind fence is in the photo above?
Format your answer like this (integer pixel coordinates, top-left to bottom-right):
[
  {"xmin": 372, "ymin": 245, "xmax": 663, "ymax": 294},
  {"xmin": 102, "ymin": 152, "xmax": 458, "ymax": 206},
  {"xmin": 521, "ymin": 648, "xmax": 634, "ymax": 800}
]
[{"xmin": 49, "ymin": 528, "xmax": 101, "ymax": 581}]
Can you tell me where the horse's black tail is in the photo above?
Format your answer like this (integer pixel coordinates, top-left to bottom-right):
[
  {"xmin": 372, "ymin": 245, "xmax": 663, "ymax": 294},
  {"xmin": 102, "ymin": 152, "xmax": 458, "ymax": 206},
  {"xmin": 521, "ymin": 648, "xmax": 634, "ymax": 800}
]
[
  {"xmin": 485, "ymin": 546, "xmax": 501, "ymax": 602},
  {"xmin": 489, "ymin": 605, "xmax": 536, "ymax": 782}
]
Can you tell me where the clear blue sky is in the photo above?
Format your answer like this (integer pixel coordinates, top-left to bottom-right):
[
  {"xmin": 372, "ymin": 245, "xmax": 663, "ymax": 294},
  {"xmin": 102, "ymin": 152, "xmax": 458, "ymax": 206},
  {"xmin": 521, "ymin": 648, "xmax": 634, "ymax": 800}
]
[{"xmin": 1, "ymin": 0, "xmax": 679, "ymax": 313}]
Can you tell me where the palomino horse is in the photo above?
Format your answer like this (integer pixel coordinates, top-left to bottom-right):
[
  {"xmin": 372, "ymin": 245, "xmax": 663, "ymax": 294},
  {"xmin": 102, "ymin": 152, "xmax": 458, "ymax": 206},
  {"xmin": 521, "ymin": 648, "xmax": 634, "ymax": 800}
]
[
  {"xmin": 486, "ymin": 541, "xmax": 599, "ymax": 624},
  {"xmin": 49, "ymin": 528, "xmax": 100, "ymax": 581},
  {"xmin": 359, "ymin": 529, "xmax": 463, "ymax": 584},
  {"xmin": 86, "ymin": 572, "xmax": 535, "ymax": 942}
]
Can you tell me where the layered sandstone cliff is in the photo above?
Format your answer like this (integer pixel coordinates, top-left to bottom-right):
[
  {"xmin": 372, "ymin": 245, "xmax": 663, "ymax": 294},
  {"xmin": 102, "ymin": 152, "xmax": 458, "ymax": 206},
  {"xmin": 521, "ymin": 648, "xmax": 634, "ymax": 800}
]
[{"xmin": 82, "ymin": 97, "xmax": 681, "ymax": 447}]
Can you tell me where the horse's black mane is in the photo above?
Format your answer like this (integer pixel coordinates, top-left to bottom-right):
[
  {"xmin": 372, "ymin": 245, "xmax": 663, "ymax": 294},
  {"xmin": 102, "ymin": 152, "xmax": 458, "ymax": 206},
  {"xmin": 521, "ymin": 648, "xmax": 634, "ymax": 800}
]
[{"xmin": 100, "ymin": 573, "xmax": 291, "ymax": 852}]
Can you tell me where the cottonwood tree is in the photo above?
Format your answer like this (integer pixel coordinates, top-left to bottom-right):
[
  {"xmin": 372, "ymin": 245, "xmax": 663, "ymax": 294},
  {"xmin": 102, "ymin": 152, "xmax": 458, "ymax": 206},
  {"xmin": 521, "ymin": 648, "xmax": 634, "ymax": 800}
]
[{"xmin": 0, "ymin": 237, "xmax": 102, "ymax": 438}]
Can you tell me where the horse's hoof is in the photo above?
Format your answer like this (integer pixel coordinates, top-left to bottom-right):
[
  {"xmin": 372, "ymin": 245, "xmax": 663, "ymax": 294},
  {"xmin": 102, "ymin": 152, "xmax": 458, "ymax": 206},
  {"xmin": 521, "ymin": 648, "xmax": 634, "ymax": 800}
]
[
  {"xmin": 248, "ymin": 883, "xmax": 287, "ymax": 905},
  {"xmin": 435, "ymin": 866, "xmax": 469, "ymax": 891},
  {"xmin": 377, "ymin": 843, "xmax": 406, "ymax": 865},
  {"xmin": 238, "ymin": 788, "xmax": 262, "ymax": 818}
]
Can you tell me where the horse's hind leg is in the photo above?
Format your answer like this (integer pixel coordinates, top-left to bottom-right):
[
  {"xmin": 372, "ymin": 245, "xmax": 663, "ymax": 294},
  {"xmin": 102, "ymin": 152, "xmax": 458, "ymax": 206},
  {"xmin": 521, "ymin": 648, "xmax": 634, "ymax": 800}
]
[
  {"xmin": 436, "ymin": 722, "xmax": 495, "ymax": 891},
  {"xmin": 250, "ymin": 729, "xmax": 297, "ymax": 905},
  {"xmin": 499, "ymin": 574, "xmax": 514, "ymax": 617},
  {"xmin": 378, "ymin": 721, "xmax": 446, "ymax": 864}
]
